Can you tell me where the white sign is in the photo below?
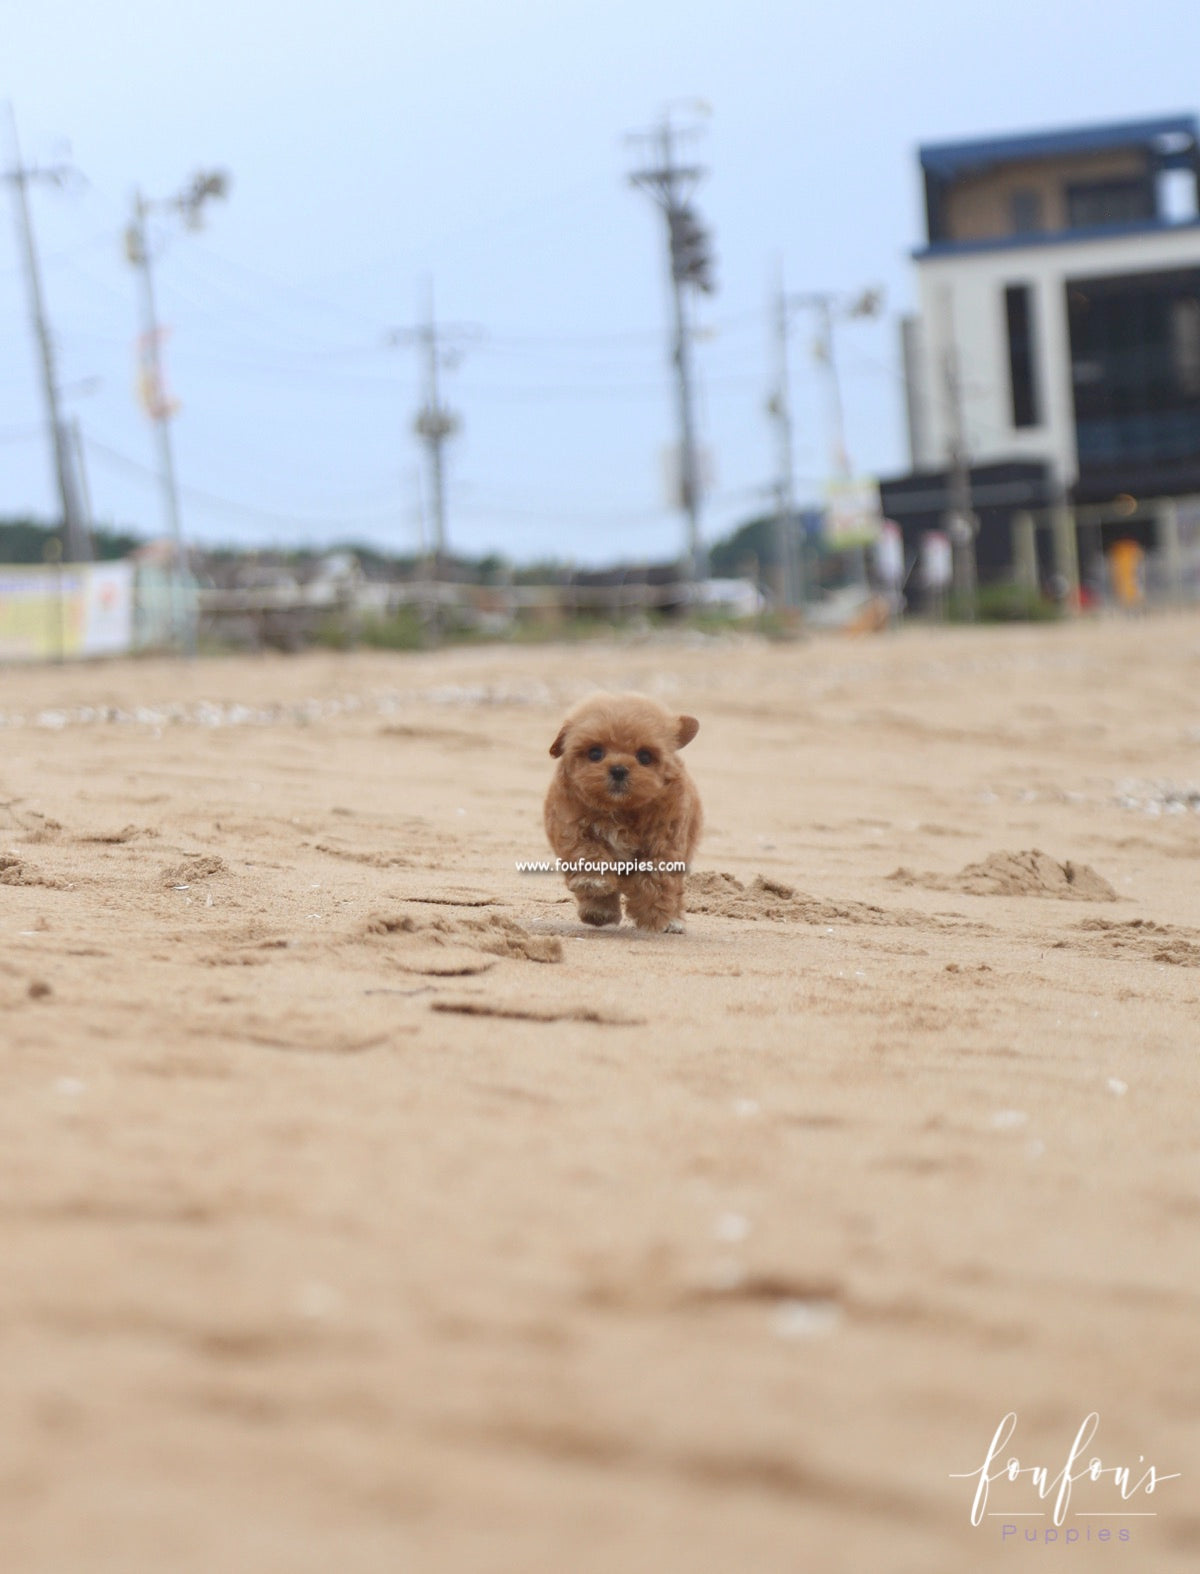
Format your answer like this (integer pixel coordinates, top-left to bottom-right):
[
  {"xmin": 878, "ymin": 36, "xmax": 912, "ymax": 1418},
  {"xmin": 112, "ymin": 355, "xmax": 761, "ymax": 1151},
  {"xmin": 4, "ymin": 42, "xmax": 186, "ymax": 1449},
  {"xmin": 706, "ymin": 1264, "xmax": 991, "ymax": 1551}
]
[
  {"xmin": 82, "ymin": 562, "xmax": 135, "ymax": 654},
  {"xmin": 874, "ymin": 520, "xmax": 904, "ymax": 587},
  {"xmin": 919, "ymin": 530, "xmax": 952, "ymax": 590}
]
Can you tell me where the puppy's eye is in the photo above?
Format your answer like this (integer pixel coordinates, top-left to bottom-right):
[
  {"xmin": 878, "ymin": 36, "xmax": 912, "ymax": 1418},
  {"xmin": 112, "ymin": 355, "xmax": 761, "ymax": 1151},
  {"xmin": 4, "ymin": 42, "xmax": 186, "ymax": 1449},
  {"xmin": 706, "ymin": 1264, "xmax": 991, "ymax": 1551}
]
[
  {"xmin": 636, "ymin": 749, "xmax": 655, "ymax": 766},
  {"xmin": 587, "ymin": 745, "xmax": 605, "ymax": 762}
]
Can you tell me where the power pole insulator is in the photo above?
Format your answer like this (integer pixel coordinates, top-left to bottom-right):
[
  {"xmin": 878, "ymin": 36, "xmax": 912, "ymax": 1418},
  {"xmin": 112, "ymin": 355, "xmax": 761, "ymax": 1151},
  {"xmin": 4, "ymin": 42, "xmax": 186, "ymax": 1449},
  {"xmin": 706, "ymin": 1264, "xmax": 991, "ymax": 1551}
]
[{"xmin": 414, "ymin": 406, "xmax": 459, "ymax": 443}]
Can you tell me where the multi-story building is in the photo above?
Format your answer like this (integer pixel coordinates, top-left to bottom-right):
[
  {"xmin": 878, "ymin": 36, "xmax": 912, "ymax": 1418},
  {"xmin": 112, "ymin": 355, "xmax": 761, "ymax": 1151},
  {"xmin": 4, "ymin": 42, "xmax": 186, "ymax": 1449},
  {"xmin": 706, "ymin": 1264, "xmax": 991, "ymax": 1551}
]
[{"xmin": 888, "ymin": 115, "xmax": 1200, "ymax": 598}]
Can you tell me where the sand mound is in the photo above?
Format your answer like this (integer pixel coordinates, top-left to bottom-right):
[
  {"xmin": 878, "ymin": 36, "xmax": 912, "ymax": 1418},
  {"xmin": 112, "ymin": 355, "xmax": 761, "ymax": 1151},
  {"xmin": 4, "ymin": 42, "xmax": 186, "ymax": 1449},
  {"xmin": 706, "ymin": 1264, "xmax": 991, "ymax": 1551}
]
[
  {"xmin": 159, "ymin": 853, "xmax": 227, "ymax": 887},
  {"xmin": 688, "ymin": 871, "xmax": 890, "ymax": 926},
  {"xmin": 0, "ymin": 852, "xmax": 67, "ymax": 889},
  {"xmin": 889, "ymin": 848, "xmax": 1117, "ymax": 901}
]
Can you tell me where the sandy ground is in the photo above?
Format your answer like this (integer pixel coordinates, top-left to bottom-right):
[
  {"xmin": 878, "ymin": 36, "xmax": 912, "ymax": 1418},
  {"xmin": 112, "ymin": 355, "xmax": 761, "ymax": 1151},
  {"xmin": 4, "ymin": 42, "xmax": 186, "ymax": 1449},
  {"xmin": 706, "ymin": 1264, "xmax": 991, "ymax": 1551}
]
[{"xmin": 2, "ymin": 616, "xmax": 1199, "ymax": 1573}]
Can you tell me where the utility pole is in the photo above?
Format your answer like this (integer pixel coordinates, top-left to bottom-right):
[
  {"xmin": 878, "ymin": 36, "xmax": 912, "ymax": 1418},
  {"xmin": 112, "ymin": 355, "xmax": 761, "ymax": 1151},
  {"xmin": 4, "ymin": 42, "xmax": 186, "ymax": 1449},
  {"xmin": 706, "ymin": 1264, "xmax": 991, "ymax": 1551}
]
[
  {"xmin": 389, "ymin": 283, "xmax": 477, "ymax": 638},
  {"xmin": 808, "ymin": 293, "xmax": 849, "ymax": 481},
  {"xmin": 788, "ymin": 287, "xmax": 883, "ymax": 483},
  {"xmin": 628, "ymin": 109, "xmax": 715, "ymax": 586},
  {"xmin": 768, "ymin": 262, "xmax": 800, "ymax": 608},
  {"xmin": 412, "ymin": 282, "xmax": 459, "ymax": 565},
  {"xmin": 124, "ymin": 170, "xmax": 229, "ymax": 653},
  {"xmin": 774, "ymin": 284, "xmax": 883, "ymax": 599},
  {"xmin": 2, "ymin": 105, "xmax": 88, "ymax": 560},
  {"xmin": 937, "ymin": 286, "xmax": 979, "ymax": 618},
  {"xmin": 127, "ymin": 191, "xmax": 183, "ymax": 581},
  {"xmin": 68, "ymin": 416, "xmax": 95, "ymax": 553}
]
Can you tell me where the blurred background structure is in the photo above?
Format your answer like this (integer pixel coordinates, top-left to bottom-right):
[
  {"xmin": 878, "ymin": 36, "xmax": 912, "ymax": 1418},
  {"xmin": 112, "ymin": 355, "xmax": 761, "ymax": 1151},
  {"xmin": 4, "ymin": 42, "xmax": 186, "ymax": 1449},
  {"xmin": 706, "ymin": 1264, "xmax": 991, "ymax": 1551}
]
[
  {"xmin": 3, "ymin": 4, "xmax": 1200, "ymax": 653},
  {"xmin": 890, "ymin": 115, "xmax": 1200, "ymax": 616}
]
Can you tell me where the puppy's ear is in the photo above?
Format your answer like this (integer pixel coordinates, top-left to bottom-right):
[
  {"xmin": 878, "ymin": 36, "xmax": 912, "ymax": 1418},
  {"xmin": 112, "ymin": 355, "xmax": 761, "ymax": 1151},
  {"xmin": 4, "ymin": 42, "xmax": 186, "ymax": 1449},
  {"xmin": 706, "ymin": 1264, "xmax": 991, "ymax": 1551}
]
[
  {"xmin": 549, "ymin": 725, "xmax": 569, "ymax": 758},
  {"xmin": 675, "ymin": 714, "xmax": 699, "ymax": 749}
]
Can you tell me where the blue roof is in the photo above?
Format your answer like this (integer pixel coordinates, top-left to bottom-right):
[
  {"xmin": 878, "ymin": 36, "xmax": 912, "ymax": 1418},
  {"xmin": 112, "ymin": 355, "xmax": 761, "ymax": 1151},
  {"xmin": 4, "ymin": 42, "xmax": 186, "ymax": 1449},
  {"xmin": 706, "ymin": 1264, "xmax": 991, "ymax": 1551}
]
[{"xmin": 920, "ymin": 116, "xmax": 1199, "ymax": 179}]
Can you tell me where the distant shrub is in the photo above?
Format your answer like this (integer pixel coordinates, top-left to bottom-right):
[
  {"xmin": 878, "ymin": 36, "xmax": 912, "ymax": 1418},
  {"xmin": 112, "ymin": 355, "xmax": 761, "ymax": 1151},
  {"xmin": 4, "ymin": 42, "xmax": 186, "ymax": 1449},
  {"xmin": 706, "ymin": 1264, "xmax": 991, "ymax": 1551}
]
[
  {"xmin": 355, "ymin": 608, "xmax": 428, "ymax": 650},
  {"xmin": 950, "ymin": 584, "xmax": 1061, "ymax": 623}
]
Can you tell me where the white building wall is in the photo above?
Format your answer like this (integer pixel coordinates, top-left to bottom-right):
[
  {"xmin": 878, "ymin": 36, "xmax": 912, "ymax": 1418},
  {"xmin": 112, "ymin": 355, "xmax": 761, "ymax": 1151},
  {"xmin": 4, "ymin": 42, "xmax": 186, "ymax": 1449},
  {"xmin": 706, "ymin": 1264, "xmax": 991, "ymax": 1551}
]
[{"xmin": 910, "ymin": 225, "xmax": 1200, "ymax": 487}]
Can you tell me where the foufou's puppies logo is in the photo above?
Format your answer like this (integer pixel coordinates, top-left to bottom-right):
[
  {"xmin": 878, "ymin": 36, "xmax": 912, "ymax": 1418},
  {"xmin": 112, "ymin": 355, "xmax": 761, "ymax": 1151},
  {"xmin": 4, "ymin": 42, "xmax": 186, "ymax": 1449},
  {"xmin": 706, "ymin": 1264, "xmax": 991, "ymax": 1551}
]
[{"xmin": 950, "ymin": 1413, "xmax": 1180, "ymax": 1536}]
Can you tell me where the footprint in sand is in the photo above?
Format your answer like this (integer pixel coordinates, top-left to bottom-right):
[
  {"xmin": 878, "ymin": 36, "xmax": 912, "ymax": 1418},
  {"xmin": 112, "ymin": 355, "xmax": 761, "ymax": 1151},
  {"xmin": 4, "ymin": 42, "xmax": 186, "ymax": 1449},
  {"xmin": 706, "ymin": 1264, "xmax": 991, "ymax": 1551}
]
[
  {"xmin": 360, "ymin": 908, "xmax": 562, "ymax": 965},
  {"xmin": 76, "ymin": 825, "xmax": 158, "ymax": 845}
]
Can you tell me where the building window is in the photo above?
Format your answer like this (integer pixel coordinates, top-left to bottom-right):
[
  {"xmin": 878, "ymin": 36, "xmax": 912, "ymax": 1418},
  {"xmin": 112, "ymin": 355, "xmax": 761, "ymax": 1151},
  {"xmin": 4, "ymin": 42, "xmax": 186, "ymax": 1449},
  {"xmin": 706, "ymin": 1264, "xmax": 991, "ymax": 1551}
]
[
  {"xmin": 1010, "ymin": 189, "xmax": 1043, "ymax": 235},
  {"xmin": 1065, "ymin": 177, "xmax": 1154, "ymax": 230},
  {"xmin": 1005, "ymin": 284, "xmax": 1040, "ymax": 428},
  {"xmin": 1172, "ymin": 298, "xmax": 1200, "ymax": 395},
  {"xmin": 1067, "ymin": 266, "xmax": 1200, "ymax": 467}
]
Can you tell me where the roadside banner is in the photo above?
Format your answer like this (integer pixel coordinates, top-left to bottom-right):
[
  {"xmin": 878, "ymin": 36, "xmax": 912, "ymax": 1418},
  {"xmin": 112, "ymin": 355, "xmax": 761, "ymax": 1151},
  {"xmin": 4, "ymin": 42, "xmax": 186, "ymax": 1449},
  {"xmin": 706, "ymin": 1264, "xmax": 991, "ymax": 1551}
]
[
  {"xmin": 824, "ymin": 477, "xmax": 883, "ymax": 549},
  {"xmin": 82, "ymin": 561, "xmax": 136, "ymax": 654},
  {"xmin": 0, "ymin": 561, "xmax": 136, "ymax": 661}
]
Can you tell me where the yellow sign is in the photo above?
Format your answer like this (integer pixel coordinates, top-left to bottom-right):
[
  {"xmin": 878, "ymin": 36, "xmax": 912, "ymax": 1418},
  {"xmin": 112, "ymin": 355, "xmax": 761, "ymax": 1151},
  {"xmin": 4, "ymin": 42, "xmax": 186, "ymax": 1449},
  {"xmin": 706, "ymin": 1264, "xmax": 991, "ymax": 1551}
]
[{"xmin": 825, "ymin": 477, "xmax": 883, "ymax": 548}]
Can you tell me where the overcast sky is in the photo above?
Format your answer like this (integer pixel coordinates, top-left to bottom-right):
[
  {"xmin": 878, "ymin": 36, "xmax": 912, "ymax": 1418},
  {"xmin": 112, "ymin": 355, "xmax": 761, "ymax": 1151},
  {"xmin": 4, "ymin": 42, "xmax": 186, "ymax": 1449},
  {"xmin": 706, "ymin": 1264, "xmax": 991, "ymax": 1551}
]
[{"xmin": 1, "ymin": 0, "xmax": 1196, "ymax": 565}]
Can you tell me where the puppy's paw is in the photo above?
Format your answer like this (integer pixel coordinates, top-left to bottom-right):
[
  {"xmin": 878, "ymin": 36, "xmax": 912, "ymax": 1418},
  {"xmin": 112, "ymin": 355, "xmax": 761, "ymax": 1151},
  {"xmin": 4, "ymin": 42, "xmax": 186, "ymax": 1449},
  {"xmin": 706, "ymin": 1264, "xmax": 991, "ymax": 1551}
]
[
  {"xmin": 632, "ymin": 912, "xmax": 685, "ymax": 934},
  {"xmin": 577, "ymin": 892, "xmax": 621, "ymax": 927}
]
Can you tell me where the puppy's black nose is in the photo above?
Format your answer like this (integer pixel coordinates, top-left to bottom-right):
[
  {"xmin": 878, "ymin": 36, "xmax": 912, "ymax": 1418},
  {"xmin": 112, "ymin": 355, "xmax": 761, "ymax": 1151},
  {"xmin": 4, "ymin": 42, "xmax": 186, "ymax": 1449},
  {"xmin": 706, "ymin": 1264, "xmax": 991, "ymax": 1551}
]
[{"xmin": 608, "ymin": 763, "xmax": 629, "ymax": 782}]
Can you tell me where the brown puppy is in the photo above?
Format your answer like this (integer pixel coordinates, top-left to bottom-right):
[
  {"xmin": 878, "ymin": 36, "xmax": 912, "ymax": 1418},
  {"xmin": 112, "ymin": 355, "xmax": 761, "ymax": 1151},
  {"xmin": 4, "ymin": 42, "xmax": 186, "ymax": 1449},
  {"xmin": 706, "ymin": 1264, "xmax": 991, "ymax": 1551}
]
[{"xmin": 544, "ymin": 692, "xmax": 702, "ymax": 932}]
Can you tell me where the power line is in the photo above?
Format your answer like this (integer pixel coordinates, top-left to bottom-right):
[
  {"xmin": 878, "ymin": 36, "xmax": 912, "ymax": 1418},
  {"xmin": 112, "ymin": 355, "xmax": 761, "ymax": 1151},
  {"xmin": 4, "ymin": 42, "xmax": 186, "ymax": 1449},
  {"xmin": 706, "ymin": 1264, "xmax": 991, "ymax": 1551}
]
[
  {"xmin": 302, "ymin": 173, "xmax": 612, "ymax": 298},
  {"xmin": 456, "ymin": 492, "xmax": 670, "ymax": 526},
  {"xmin": 0, "ymin": 225, "xmax": 119, "ymax": 283},
  {"xmin": 160, "ymin": 238, "xmax": 385, "ymax": 351},
  {"xmin": 0, "ymin": 422, "xmax": 42, "ymax": 446},
  {"xmin": 83, "ymin": 431, "xmax": 406, "ymax": 531}
]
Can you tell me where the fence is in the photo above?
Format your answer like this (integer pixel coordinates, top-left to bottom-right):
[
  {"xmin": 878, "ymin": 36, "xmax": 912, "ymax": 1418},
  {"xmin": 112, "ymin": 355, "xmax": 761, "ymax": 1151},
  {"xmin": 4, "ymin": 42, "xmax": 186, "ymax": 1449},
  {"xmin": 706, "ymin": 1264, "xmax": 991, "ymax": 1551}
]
[
  {"xmin": 194, "ymin": 571, "xmax": 707, "ymax": 648},
  {"xmin": 4, "ymin": 496, "xmax": 1198, "ymax": 662}
]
